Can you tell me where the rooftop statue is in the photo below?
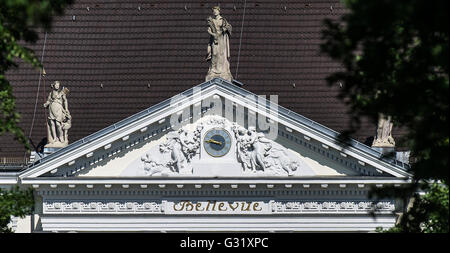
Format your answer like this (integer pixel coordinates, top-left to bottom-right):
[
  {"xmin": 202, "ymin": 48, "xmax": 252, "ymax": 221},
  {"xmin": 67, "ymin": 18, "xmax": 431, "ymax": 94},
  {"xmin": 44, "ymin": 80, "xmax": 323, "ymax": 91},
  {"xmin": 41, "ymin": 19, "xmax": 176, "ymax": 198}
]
[
  {"xmin": 205, "ymin": 6, "xmax": 233, "ymax": 82},
  {"xmin": 43, "ymin": 81, "xmax": 71, "ymax": 148},
  {"xmin": 372, "ymin": 113, "xmax": 395, "ymax": 148}
]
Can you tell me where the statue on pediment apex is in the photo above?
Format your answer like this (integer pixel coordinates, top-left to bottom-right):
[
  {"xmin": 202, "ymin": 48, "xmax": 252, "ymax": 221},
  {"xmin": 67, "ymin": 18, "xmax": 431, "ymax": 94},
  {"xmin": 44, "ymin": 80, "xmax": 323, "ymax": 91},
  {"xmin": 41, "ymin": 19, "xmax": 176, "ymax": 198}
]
[
  {"xmin": 43, "ymin": 81, "xmax": 71, "ymax": 148},
  {"xmin": 205, "ymin": 6, "xmax": 233, "ymax": 82}
]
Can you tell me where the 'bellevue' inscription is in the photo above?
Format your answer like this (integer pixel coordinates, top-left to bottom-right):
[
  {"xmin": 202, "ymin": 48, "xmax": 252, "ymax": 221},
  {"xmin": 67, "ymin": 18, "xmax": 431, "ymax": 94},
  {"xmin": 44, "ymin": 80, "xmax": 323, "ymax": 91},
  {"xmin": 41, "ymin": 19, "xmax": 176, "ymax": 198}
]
[{"xmin": 166, "ymin": 201, "xmax": 269, "ymax": 215}]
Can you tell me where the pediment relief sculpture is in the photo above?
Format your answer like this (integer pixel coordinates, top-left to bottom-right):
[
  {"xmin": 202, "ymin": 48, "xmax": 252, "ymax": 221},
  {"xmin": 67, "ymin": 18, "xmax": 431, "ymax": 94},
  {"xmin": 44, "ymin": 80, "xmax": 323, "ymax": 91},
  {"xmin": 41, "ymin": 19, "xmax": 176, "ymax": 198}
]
[
  {"xmin": 233, "ymin": 126, "xmax": 299, "ymax": 176},
  {"xmin": 142, "ymin": 125, "xmax": 204, "ymax": 176},
  {"xmin": 138, "ymin": 116, "xmax": 313, "ymax": 177}
]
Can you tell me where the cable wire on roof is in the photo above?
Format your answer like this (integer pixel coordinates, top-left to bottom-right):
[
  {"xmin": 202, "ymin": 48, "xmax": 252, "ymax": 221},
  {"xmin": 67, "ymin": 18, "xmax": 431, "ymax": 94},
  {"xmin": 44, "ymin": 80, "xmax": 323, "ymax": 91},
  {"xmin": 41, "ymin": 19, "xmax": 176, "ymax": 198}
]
[
  {"xmin": 235, "ymin": 0, "xmax": 247, "ymax": 79},
  {"xmin": 25, "ymin": 32, "xmax": 48, "ymax": 161}
]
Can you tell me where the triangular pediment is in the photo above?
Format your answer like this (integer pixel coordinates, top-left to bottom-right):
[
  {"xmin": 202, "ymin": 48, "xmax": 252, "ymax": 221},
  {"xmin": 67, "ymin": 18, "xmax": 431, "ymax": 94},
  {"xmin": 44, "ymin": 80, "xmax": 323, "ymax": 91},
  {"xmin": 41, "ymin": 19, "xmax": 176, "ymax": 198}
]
[{"xmin": 19, "ymin": 78, "xmax": 412, "ymax": 180}]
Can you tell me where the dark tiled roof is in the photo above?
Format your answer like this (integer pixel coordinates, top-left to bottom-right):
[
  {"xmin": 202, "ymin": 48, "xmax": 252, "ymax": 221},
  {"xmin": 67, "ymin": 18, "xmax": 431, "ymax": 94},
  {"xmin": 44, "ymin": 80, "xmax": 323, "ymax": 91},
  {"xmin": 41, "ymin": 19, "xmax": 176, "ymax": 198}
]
[{"xmin": 1, "ymin": 0, "xmax": 404, "ymax": 157}]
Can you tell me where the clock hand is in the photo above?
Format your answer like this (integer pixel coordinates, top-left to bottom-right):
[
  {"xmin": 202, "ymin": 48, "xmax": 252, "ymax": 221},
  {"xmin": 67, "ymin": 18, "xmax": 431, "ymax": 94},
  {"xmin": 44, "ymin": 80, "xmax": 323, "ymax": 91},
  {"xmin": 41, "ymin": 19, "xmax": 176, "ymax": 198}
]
[
  {"xmin": 206, "ymin": 139, "xmax": 221, "ymax": 145},
  {"xmin": 205, "ymin": 139, "xmax": 223, "ymax": 145}
]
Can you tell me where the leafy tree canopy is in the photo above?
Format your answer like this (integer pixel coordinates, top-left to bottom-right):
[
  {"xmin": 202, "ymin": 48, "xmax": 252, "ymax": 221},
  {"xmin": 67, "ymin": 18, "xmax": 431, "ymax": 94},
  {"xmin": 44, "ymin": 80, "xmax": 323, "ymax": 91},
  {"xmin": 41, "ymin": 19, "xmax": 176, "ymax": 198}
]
[
  {"xmin": 1, "ymin": 0, "xmax": 73, "ymax": 233},
  {"xmin": 1, "ymin": 0, "xmax": 73, "ymax": 149},
  {"xmin": 322, "ymin": 0, "xmax": 448, "ymax": 232},
  {"xmin": 0, "ymin": 186, "xmax": 34, "ymax": 233}
]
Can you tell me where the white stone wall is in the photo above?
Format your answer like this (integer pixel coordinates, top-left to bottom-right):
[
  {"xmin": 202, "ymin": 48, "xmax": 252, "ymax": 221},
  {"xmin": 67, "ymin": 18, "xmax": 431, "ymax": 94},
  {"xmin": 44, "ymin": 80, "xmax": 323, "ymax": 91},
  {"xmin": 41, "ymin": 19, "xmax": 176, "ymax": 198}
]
[{"xmin": 39, "ymin": 215, "xmax": 396, "ymax": 232}]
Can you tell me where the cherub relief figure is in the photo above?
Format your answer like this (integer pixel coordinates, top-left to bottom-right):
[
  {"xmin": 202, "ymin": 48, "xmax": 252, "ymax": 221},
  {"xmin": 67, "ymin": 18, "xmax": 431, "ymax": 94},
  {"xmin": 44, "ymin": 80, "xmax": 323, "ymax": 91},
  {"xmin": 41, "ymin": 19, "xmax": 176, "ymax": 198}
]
[
  {"xmin": 232, "ymin": 124, "xmax": 300, "ymax": 176},
  {"xmin": 233, "ymin": 125, "xmax": 253, "ymax": 171},
  {"xmin": 246, "ymin": 126, "xmax": 271, "ymax": 172},
  {"xmin": 164, "ymin": 131, "xmax": 191, "ymax": 173},
  {"xmin": 142, "ymin": 125, "xmax": 204, "ymax": 176}
]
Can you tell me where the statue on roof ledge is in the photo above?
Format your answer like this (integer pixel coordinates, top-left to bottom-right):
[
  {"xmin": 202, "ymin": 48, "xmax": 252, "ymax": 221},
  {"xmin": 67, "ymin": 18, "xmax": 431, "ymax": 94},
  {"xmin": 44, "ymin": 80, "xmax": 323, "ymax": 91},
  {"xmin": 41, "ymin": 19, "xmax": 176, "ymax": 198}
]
[
  {"xmin": 205, "ymin": 6, "xmax": 233, "ymax": 82},
  {"xmin": 372, "ymin": 113, "xmax": 395, "ymax": 148},
  {"xmin": 43, "ymin": 81, "xmax": 72, "ymax": 148}
]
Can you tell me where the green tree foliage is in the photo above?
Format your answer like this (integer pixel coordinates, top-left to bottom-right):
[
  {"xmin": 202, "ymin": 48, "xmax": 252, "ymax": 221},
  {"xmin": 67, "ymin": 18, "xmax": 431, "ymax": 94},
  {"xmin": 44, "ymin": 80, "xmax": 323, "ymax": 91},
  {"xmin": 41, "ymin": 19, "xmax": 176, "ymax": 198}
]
[
  {"xmin": 0, "ymin": 186, "xmax": 34, "ymax": 233},
  {"xmin": 1, "ymin": 0, "xmax": 73, "ymax": 233},
  {"xmin": 321, "ymin": 0, "xmax": 448, "ymax": 232},
  {"xmin": 376, "ymin": 182, "xmax": 449, "ymax": 233},
  {"xmin": 0, "ymin": 0, "xmax": 73, "ymax": 149}
]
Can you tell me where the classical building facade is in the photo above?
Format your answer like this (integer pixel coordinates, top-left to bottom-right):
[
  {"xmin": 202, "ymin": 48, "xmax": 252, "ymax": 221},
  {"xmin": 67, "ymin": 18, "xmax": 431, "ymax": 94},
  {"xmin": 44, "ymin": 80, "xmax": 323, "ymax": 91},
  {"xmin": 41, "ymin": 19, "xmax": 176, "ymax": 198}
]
[
  {"xmin": 1, "ymin": 1, "xmax": 413, "ymax": 233},
  {"xmin": 2, "ymin": 78, "xmax": 411, "ymax": 232}
]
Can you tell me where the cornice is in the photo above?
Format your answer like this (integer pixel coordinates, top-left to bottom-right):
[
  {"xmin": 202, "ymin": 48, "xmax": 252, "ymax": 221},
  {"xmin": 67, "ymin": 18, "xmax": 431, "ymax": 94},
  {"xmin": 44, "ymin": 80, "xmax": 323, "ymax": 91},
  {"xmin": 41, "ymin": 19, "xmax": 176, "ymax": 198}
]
[
  {"xmin": 22, "ymin": 176, "xmax": 411, "ymax": 188},
  {"xmin": 0, "ymin": 172, "xmax": 19, "ymax": 184}
]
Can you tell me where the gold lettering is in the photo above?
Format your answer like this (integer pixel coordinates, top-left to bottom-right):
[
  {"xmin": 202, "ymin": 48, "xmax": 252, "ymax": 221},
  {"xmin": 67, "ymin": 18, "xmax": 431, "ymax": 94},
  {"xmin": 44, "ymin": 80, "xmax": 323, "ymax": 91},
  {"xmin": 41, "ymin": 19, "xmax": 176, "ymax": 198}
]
[
  {"xmin": 229, "ymin": 202, "xmax": 239, "ymax": 211},
  {"xmin": 185, "ymin": 201, "xmax": 194, "ymax": 211},
  {"xmin": 253, "ymin": 202, "xmax": 262, "ymax": 211},
  {"xmin": 173, "ymin": 201, "xmax": 186, "ymax": 211},
  {"xmin": 174, "ymin": 201, "xmax": 264, "ymax": 213},
  {"xmin": 241, "ymin": 202, "xmax": 251, "ymax": 211},
  {"xmin": 195, "ymin": 202, "xmax": 204, "ymax": 211},
  {"xmin": 218, "ymin": 202, "xmax": 226, "ymax": 211}
]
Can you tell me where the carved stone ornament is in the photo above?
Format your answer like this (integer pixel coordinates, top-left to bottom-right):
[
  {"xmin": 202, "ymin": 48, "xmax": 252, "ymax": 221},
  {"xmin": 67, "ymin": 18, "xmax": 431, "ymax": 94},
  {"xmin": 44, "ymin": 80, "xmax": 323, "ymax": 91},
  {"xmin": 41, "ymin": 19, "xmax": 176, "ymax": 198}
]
[
  {"xmin": 43, "ymin": 81, "xmax": 72, "ymax": 148},
  {"xmin": 141, "ymin": 124, "xmax": 204, "ymax": 176},
  {"xmin": 372, "ymin": 113, "xmax": 395, "ymax": 148},
  {"xmin": 271, "ymin": 201, "xmax": 395, "ymax": 213},
  {"xmin": 135, "ymin": 115, "xmax": 315, "ymax": 177},
  {"xmin": 43, "ymin": 199, "xmax": 394, "ymax": 215},
  {"xmin": 44, "ymin": 200, "xmax": 163, "ymax": 214},
  {"xmin": 205, "ymin": 6, "xmax": 233, "ymax": 82},
  {"xmin": 232, "ymin": 125, "xmax": 301, "ymax": 176}
]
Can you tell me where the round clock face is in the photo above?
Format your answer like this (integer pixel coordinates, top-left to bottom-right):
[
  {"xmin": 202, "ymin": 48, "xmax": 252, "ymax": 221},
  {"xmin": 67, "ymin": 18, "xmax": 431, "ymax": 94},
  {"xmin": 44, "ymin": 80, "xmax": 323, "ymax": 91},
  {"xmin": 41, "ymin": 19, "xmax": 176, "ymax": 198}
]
[{"xmin": 203, "ymin": 128, "xmax": 232, "ymax": 157}]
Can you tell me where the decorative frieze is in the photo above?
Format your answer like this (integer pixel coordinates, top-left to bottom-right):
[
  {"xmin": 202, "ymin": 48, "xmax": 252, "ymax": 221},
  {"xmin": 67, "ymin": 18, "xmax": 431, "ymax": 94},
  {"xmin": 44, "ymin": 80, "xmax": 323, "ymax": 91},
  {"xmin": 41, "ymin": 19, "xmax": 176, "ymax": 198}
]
[
  {"xmin": 43, "ymin": 199, "xmax": 394, "ymax": 215},
  {"xmin": 270, "ymin": 201, "xmax": 395, "ymax": 214},
  {"xmin": 43, "ymin": 200, "xmax": 163, "ymax": 214}
]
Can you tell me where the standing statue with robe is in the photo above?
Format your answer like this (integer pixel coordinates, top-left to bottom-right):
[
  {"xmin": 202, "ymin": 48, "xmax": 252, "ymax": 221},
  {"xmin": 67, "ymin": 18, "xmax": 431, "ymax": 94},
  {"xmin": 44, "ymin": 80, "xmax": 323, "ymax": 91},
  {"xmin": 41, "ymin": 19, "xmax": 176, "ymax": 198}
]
[
  {"xmin": 43, "ymin": 81, "xmax": 71, "ymax": 148},
  {"xmin": 205, "ymin": 6, "xmax": 233, "ymax": 82}
]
